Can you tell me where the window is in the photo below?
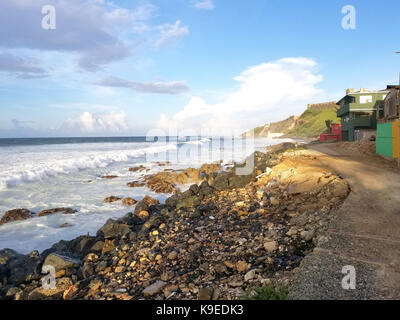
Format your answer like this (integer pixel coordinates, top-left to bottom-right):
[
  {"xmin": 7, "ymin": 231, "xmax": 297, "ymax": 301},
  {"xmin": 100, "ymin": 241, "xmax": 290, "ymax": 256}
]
[{"xmin": 359, "ymin": 95, "xmax": 372, "ymax": 104}]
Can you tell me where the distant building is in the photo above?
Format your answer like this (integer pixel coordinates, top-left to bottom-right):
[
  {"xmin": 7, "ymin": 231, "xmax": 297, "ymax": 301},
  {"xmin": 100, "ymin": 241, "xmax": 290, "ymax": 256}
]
[
  {"xmin": 320, "ymin": 123, "xmax": 342, "ymax": 143},
  {"xmin": 336, "ymin": 88, "xmax": 389, "ymax": 141},
  {"xmin": 376, "ymin": 85, "xmax": 400, "ymax": 159}
]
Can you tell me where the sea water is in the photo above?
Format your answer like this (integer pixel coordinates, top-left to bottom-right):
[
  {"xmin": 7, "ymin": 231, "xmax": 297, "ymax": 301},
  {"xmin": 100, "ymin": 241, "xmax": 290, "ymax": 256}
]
[{"xmin": 0, "ymin": 136, "xmax": 293, "ymax": 254}]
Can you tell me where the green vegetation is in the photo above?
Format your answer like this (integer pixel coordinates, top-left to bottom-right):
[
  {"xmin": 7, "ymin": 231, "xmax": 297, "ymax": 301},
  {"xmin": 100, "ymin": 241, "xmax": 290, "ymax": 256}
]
[
  {"xmin": 252, "ymin": 126, "xmax": 266, "ymax": 136},
  {"xmin": 239, "ymin": 285, "xmax": 288, "ymax": 300},
  {"xmin": 284, "ymin": 107, "xmax": 340, "ymax": 138}
]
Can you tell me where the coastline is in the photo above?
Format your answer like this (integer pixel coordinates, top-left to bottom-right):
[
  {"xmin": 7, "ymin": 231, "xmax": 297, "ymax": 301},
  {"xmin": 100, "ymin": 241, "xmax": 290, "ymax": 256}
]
[{"xmin": 0, "ymin": 142, "xmax": 351, "ymax": 300}]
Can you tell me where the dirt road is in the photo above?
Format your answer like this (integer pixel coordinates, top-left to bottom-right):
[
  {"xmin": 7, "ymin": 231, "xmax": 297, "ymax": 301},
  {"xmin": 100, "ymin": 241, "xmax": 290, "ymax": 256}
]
[{"xmin": 288, "ymin": 143, "xmax": 400, "ymax": 300}]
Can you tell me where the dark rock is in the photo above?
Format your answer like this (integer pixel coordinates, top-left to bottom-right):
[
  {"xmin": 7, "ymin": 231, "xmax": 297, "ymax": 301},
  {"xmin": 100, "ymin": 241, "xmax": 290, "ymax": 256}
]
[
  {"xmin": 42, "ymin": 236, "xmax": 98, "ymax": 260},
  {"xmin": 165, "ymin": 194, "xmax": 179, "ymax": 208},
  {"xmin": 39, "ymin": 208, "xmax": 77, "ymax": 217},
  {"xmin": 101, "ymin": 175, "xmax": 118, "ymax": 179},
  {"xmin": 122, "ymin": 198, "xmax": 137, "ymax": 206},
  {"xmin": 95, "ymin": 260, "xmax": 108, "ymax": 273},
  {"xmin": 38, "ymin": 208, "xmax": 78, "ymax": 217},
  {"xmin": 0, "ymin": 249, "xmax": 22, "ymax": 265},
  {"xmin": 42, "ymin": 252, "xmax": 81, "ymax": 273},
  {"xmin": 199, "ymin": 181, "xmax": 214, "ymax": 197},
  {"xmin": 127, "ymin": 181, "xmax": 145, "ymax": 188},
  {"xmin": 81, "ymin": 263, "xmax": 94, "ymax": 278},
  {"xmin": 189, "ymin": 184, "xmax": 200, "ymax": 195},
  {"xmin": 176, "ymin": 196, "xmax": 200, "ymax": 209},
  {"xmin": 0, "ymin": 249, "xmax": 41, "ymax": 287},
  {"xmin": 129, "ymin": 165, "xmax": 146, "ymax": 172},
  {"xmin": 104, "ymin": 196, "xmax": 121, "ymax": 203},
  {"xmin": 97, "ymin": 219, "xmax": 131, "ymax": 239},
  {"xmin": 0, "ymin": 209, "xmax": 33, "ymax": 225}
]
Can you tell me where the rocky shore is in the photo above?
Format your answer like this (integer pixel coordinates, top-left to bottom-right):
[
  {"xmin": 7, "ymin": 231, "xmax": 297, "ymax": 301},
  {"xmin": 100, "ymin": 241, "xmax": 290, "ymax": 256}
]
[{"xmin": 0, "ymin": 142, "xmax": 350, "ymax": 300}]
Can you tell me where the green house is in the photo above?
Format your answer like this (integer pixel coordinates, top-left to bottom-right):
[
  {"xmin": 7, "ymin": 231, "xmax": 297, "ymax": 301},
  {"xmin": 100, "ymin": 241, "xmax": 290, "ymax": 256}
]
[{"xmin": 336, "ymin": 89, "xmax": 389, "ymax": 141}]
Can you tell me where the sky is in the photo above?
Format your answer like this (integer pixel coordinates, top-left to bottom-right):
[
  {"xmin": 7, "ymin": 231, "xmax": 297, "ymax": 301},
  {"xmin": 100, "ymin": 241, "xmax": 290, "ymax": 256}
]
[{"xmin": 0, "ymin": 0, "xmax": 400, "ymax": 137}]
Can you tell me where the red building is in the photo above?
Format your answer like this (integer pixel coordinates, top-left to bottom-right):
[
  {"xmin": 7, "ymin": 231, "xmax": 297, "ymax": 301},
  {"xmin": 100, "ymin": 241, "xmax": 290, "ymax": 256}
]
[{"xmin": 320, "ymin": 123, "xmax": 342, "ymax": 142}]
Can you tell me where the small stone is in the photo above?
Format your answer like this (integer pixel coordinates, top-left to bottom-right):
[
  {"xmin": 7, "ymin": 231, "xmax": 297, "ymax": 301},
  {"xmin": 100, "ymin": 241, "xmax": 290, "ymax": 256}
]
[
  {"xmin": 63, "ymin": 285, "xmax": 78, "ymax": 300},
  {"xmin": 114, "ymin": 266, "xmax": 124, "ymax": 273},
  {"xmin": 236, "ymin": 260, "xmax": 249, "ymax": 273},
  {"xmin": 143, "ymin": 281, "xmax": 166, "ymax": 296},
  {"xmin": 286, "ymin": 228, "xmax": 298, "ymax": 237},
  {"xmin": 270, "ymin": 197, "xmax": 280, "ymax": 206},
  {"xmin": 264, "ymin": 240, "xmax": 278, "ymax": 252},
  {"xmin": 167, "ymin": 251, "xmax": 178, "ymax": 260},
  {"xmin": 244, "ymin": 269, "xmax": 256, "ymax": 281},
  {"xmin": 198, "ymin": 287, "xmax": 214, "ymax": 300},
  {"xmin": 300, "ymin": 230, "xmax": 315, "ymax": 241}
]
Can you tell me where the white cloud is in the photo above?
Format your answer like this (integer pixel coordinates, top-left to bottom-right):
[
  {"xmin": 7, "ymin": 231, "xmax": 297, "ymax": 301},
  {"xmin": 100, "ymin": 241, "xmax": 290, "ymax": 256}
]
[
  {"xmin": 155, "ymin": 20, "xmax": 189, "ymax": 48},
  {"xmin": 65, "ymin": 111, "xmax": 128, "ymax": 133},
  {"xmin": 194, "ymin": 0, "xmax": 215, "ymax": 10},
  {"xmin": 157, "ymin": 57, "xmax": 324, "ymax": 135}
]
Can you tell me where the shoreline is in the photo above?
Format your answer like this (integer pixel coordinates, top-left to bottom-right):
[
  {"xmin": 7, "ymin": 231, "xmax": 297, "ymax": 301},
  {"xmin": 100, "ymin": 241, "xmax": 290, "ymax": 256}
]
[{"xmin": 0, "ymin": 142, "xmax": 350, "ymax": 300}]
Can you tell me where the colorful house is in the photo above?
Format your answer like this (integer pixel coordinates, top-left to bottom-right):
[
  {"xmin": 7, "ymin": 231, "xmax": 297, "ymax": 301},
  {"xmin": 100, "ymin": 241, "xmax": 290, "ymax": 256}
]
[
  {"xmin": 320, "ymin": 123, "xmax": 342, "ymax": 142},
  {"xmin": 336, "ymin": 88, "xmax": 389, "ymax": 141},
  {"xmin": 376, "ymin": 85, "xmax": 400, "ymax": 159}
]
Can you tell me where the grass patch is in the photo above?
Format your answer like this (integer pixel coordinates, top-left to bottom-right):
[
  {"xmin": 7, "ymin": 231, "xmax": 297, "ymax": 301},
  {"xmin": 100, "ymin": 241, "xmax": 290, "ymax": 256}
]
[
  {"xmin": 284, "ymin": 108, "xmax": 340, "ymax": 138},
  {"xmin": 239, "ymin": 285, "xmax": 288, "ymax": 300}
]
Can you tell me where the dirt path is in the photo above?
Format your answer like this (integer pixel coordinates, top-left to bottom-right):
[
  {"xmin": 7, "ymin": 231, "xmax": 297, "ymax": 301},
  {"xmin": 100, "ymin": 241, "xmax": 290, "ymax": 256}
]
[{"xmin": 288, "ymin": 143, "xmax": 400, "ymax": 300}]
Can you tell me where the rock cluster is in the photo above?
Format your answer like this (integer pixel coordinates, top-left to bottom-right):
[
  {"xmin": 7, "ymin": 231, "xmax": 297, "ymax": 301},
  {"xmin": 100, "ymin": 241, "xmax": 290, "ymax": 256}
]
[{"xmin": 0, "ymin": 143, "xmax": 350, "ymax": 300}]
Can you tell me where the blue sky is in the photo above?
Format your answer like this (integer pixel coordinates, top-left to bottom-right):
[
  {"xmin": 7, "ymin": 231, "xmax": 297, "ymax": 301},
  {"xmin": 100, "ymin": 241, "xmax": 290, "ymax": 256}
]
[{"xmin": 0, "ymin": 0, "xmax": 399, "ymax": 137}]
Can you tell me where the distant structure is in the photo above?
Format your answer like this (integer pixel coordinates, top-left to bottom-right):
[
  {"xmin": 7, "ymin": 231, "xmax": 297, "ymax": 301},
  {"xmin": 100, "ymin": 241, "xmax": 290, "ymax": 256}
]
[
  {"xmin": 376, "ymin": 85, "xmax": 400, "ymax": 160},
  {"xmin": 307, "ymin": 101, "xmax": 338, "ymax": 111},
  {"xmin": 336, "ymin": 88, "xmax": 388, "ymax": 141}
]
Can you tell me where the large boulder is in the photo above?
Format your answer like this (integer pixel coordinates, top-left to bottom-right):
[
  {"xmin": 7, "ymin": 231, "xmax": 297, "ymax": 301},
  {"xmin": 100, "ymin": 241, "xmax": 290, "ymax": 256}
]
[
  {"xmin": 27, "ymin": 277, "xmax": 73, "ymax": 300},
  {"xmin": 42, "ymin": 252, "xmax": 81, "ymax": 273},
  {"xmin": 134, "ymin": 196, "xmax": 160, "ymax": 215},
  {"xmin": 211, "ymin": 172, "xmax": 253, "ymax": 191},
  {"xmin": 38, "ymin": 208, "xmax": 77, "ymax": 217},
  {"xmin": 104, "ymin": 196, "xmax": 121, "ymax": 203},
  {"xmin": 41, "ymin": 236, "xmax": 98, "ymax": 260},
  {"xmin": 97, "ymin": 219, "xmax": 131, "ymax": 239},
  {"xmin": 0, "ymin": 209, "xmax": 33, "ymax": 226},
  {"xmin": 176, "ymin": 196, "xmax": 200, "ymax": 209},
  {"xmin": 6, "ymin": 250, "xmax": 41, "ymax": 284}
]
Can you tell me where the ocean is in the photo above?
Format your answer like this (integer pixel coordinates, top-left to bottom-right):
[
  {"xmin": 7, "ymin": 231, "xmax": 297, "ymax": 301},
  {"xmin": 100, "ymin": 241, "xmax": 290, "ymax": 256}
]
[{"xmin": 0, "ymin": 136, "xmax": 294, "ymax": 254}]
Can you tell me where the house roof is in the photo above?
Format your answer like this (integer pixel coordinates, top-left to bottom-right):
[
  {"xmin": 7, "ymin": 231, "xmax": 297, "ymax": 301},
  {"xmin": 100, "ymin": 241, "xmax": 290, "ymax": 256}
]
[{"xmin": 336, "ymin": 90, "xmax": 389, "ymax": 105}]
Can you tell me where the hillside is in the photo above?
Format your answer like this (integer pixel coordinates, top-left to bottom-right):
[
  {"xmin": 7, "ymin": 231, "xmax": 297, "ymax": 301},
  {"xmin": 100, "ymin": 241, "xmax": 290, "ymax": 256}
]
[
  {"xmin": 283, "ymin": 107, "xmax": 340, "ymax": 138},
  {"xmin": 242, "ymin": 116, "xmax": 299, "ymax": 138},
  {"xmin": 243, "ymin": 102, "xmax": 340, "ymax": 139}
]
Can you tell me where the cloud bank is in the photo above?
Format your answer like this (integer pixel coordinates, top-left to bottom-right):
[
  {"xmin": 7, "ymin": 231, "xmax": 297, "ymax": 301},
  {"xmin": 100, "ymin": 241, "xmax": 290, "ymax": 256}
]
[
  {"xmin": 0, "ymin": 53, "xmax": 49, "ymax": 78},
  {"xmin": 0, "ymin": 1, "xmax": 189, "ymax": 73},
  {"xmin": 64, "ymin": 111, "xmax": 128, "ymax": 133},
  {"xmin": 157, "ymin": 58, "xmax": 324, "ymax": 135},
  {"xmin": 95, "ymin": 76, "xmax": 190, "ymax": 94}
]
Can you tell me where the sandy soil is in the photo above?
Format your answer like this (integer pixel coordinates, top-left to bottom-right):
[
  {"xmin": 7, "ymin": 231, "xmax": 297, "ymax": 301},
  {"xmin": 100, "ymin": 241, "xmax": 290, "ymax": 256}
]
[{"xmin": 288, "ymin": 142, "xmax": 400, "ymax": 300}]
